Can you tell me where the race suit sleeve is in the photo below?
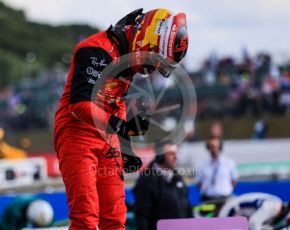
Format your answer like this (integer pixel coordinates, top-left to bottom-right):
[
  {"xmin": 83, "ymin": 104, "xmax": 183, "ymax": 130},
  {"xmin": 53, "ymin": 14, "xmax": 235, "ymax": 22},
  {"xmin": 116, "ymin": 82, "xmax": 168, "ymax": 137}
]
[{"xmin": 69, "ymin": 47, "xmax": 113, "ymax": 128}]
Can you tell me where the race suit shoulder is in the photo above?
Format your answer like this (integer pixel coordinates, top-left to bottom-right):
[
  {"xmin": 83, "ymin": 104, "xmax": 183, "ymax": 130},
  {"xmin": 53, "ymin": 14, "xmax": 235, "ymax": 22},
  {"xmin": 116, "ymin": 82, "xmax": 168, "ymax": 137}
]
[
  {"xmin": 69, "ymin": 46, "xmax": 113, "ymax": 104},
  {"xmin": 55, "ymin": 31, "xmax": 130, "ymax": 131}
]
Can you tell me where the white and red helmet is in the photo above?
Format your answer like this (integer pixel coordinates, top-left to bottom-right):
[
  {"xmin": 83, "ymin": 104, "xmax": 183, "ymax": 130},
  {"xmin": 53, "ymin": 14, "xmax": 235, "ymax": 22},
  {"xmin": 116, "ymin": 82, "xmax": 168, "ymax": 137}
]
[{"xmin": 131, "ymin": 9, "xmax": 188, "ymax": 77}]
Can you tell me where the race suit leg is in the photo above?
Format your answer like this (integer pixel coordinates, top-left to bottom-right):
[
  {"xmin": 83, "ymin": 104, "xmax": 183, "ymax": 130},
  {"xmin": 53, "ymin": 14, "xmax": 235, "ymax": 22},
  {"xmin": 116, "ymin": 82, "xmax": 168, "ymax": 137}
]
[
  {"xmin": 97, "ymin": 133, "xmax": 126, "ymax": 230},
  {"xmin": 57, "ymin": 130, "xmax": 101, "ymax": 230},
  {"xmin": 56, "ymin": 122, "xmax": 126, "ymax": 230},
  {"xmin": 249, "ymin": 199, "xmax": 282, "ymax": 230}
]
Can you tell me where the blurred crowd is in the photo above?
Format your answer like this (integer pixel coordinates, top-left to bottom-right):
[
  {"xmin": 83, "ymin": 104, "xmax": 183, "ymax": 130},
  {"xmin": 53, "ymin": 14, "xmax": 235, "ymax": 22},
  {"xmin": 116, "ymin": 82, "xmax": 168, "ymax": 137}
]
[
  {"xmin": 0, "ymin": 51, "xmax": 290, "ymax": 130},
  {"xmin": 0, "ymin": 69, "xmax": 67, "ymax": 130},
  {"xmin": 193, "ymin": 51, "xmax": 290, "ymax": 118}
]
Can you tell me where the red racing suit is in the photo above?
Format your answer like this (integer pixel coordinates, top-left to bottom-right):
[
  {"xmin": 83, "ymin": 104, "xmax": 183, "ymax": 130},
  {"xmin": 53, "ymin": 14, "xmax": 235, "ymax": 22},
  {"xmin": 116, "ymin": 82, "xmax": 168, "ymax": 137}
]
[{"xmin": 54, "ymin": 29, "xmax": 132, "ymax": 229}]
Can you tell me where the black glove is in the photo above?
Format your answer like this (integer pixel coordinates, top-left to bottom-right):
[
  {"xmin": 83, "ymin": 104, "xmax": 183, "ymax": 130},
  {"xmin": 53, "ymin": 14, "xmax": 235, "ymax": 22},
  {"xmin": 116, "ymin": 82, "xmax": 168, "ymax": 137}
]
[
  {"xmin": 126, "ymin": 112, "xmax": 150, "ymax": 136},
  {"xmin": 107, "ymin": 113, "xmax": 150, "ymax": 136},
  {"xmin": 122, "ymin": 152, "xmax": 143, "ymax": 173},
  {"xmin": 119, "ymin": 134, "xmax": 143, "ymax": 173},
  {"xmin": 107, "ymin": 113, "xmax": 147, "ymax": 173}
]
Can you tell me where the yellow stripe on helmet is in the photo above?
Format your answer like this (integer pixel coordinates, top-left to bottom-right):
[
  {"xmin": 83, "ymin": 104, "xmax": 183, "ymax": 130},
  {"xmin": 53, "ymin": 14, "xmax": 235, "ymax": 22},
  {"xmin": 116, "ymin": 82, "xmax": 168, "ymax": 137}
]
[{"xmin": 141, "ymin": 9, "xmax": 170, "ymax": 48}]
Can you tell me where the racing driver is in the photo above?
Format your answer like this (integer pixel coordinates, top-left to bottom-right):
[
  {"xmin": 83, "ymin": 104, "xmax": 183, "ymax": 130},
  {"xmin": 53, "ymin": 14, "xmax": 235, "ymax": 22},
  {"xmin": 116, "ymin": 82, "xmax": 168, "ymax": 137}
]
[{"xmin": 54, "ymin": 8, "xmax": 189, "ymax": 230}]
